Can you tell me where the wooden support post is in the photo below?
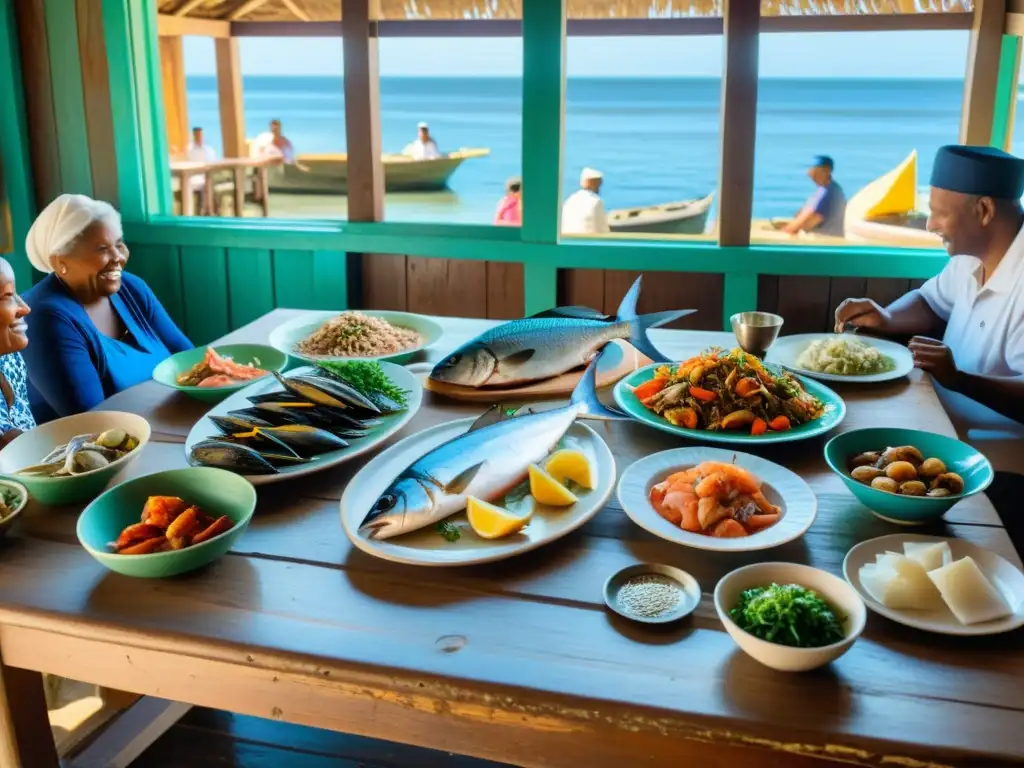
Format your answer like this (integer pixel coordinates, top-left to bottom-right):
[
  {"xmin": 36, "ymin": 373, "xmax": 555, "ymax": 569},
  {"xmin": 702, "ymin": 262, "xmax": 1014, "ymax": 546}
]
[
  {"xmin": 961, "ymin": 0, "xmax": 1007, "ymax": 145},
  {"xmin": 343, "ymin": 0, "xmax": 382, "ymax": 222},
  {"xmin": 717, "ymin": 0, "xmax": 759, "ymax": 247},
  {"xmin": 215, "ymin": 37, "xmax": 246, "ymax": 160},
  {"xmin": 0, "ymin": 661, "xmax": 58, "ymax": 768},
  {"xmin": 159, "ymin": 36, "xmax": 188, "ymax": 159},
  {"xmin": 990, "ymin": 34, "xmax": 1022, "ymax": 150},
  {"xmin": 521, "ymin": 0, "xmax": 565, "ymax": 245}
]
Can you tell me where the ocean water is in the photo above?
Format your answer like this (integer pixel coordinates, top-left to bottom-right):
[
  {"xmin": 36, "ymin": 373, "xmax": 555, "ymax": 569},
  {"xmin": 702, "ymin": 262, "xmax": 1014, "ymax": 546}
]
[{"xmin": 184, "ymin": 75, "xmax": 968, "ymax": 223}]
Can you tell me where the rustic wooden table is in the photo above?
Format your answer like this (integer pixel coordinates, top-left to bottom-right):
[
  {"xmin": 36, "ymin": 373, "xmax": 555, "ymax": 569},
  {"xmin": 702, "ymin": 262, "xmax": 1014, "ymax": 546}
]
[{"xmin": 1, "ymin": 310, "xmax": 1022, "ymax": 768}]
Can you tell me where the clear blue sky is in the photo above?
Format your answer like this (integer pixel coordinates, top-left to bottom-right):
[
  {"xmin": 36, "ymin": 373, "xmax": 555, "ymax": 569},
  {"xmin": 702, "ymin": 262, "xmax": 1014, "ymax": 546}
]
[{"xmin": 183, "ymin": 31, "xmax": 976, "ymax": 78}]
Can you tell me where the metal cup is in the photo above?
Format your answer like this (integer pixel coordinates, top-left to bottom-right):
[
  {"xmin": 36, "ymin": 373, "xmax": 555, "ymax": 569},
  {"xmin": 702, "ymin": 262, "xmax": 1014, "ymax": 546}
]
[{"xmin": 730, "ymin": 312, "xmax": 784, "ymax": 358}]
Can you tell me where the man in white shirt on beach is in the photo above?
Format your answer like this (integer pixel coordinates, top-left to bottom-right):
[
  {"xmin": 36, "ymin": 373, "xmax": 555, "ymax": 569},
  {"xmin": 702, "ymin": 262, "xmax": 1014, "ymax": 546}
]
[
  {"xmin": 403, "ymin": 122, "xmax": 442, "ymax": 161},
  {"xmin": 185, "ymin": 126, "xmax": 217, "ymax": 214},
  {"xmin": 251, "ymin": 118, "xmax": 298, "ymax": 164},
  {"xmin": 834, "ymin": 144, "xmax": 1024, "ymax": 549},
  {"xmin": 562, "ymin": 167, "xmax": 610, "ymax": 235}
]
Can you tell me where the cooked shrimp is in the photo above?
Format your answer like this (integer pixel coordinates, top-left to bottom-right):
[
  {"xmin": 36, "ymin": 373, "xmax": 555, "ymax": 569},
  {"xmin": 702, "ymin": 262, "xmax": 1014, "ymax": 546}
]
[
  {"xmin": 695, "ymin": 461, "xmax": 761, "ymax": 494},
  {"xmin": 751, "ymin": 490, "xmax": 781, "ymax": 516},
  {"xmin": 697, "ymin": 496, "xmax": 731, "ymax": 530},
  {"xmin": 695, "ymin": 472, "xmax": 729, "ymax": 499}
]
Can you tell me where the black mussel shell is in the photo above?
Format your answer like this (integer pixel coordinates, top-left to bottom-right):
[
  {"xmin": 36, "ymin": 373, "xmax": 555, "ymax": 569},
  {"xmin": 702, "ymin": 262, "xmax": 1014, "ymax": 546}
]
[
  {"xmin": 250, "ymin": 401, "xmax": 373, "ymax": 431},
  {"xmin": 273, "ymin": 371, "xmax": 381, "ymax": 414},
  {"xmin": 229, "ymin": 405, "xmax": 305, "ymax": 429},
  {"xmin": 188, "ymin": 440, "xmax": 279, "ymax": 475},
  {"xmin": 260, "ymin": 452, "xmax": 314, "ymax": 467},
  {"xmin": 216, "ymin": 429, "xmax": 302, "ymax": 459},
  {"xmin": 246, "ymin": 392, "xmax": 315, "ymax": 406},
  {"xmin": 210, "ymin": 413, "xmax": 273, "ymax": 435},
  {"xmin": 255, "ymin": 424, "xmax": 349, "ymax": 457}
]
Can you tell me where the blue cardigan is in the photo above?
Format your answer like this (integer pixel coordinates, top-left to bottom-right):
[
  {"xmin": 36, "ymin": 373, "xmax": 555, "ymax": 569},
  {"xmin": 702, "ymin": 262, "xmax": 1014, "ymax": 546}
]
[{"xmin": 23, "ymin": 273, "xmax": 192, "ymax": 419}]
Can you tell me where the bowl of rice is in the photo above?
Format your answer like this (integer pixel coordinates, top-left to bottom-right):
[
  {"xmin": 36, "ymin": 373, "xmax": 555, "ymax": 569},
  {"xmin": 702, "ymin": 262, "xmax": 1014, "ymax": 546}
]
[{"xmin": 268, "ymin": 310, "xmax": 444, "ymax": 365}]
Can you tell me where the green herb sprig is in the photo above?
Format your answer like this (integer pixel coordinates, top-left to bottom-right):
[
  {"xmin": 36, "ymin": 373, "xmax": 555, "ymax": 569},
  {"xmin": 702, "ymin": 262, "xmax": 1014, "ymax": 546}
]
[
  {"xmin": 435, "ymin": 521, "xmax": 461, "ymax": 542},
  {"xmin": 729, "ymin": 583, "xmax": 845, "ymax": 648},
  {"xmin": 317, "ymin": 360, "xmax": 409, "ymax": 407}
]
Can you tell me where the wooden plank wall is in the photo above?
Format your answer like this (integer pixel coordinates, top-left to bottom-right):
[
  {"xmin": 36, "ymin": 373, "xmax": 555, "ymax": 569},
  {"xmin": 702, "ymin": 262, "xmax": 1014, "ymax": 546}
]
[
  {"xmin": 757, "ymin": 275, "xmax": 927, "ymax": 334},
  {"xmin": 128, "ymin": 245, "xmax": 350, "ymax": 345},
  {"xmin": 361, "ymin": 257, "xmax": 525, "ymax": 319},
  {"xmin": 560, "ymin": 269, "xmax": 724, "ymax": 330}
]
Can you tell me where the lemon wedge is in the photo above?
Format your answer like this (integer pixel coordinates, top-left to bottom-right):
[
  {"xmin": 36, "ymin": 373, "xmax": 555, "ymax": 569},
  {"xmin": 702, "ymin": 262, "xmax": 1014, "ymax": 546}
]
[
  {"xmin": 528, "ymin": 464, "xmax": 579, "ymax": 506},
  {"xmin": 544, "ymin": 448, "xmax": 596, "ymax": 490},
  {"xmin": 466, "ymin": 496, "xmax": 532, "ymax": 539}
]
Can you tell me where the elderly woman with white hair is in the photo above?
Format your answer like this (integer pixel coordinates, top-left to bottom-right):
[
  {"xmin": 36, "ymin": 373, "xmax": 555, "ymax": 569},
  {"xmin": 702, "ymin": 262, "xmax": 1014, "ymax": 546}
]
[{"xmin": 22, "ymin": 194, "xmax": 192, "ymax": 419}]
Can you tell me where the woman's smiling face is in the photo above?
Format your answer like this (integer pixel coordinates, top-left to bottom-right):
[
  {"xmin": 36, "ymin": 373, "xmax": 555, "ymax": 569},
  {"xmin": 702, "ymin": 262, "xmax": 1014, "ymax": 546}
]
[
  {"xmin": 0, "ymin": 260, "xmax": 30, "ymax": 355},
  {"xmin": 57, "ymin": 220, "xmax": 129, "ymax": 301}
]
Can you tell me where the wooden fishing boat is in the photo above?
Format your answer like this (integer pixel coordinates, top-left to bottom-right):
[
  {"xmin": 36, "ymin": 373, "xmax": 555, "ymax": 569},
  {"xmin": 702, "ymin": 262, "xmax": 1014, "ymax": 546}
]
[
  {"xmin": 264, "ymin": 148, "xmax": 491, "ymax": 194},
  {"xmin": 608, "ymin": 193, "xmax": 714, "ymax": 235},
  {"xmin": 843, "ymin": 150, "xmax": 940, "ymax": 248}
]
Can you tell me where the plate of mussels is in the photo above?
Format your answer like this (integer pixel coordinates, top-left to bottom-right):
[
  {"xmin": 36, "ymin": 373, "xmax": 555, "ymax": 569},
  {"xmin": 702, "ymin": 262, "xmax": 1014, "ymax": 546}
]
[{"xmin": 184, "ymin": 362, "xmax": 422, "ymax": 484}]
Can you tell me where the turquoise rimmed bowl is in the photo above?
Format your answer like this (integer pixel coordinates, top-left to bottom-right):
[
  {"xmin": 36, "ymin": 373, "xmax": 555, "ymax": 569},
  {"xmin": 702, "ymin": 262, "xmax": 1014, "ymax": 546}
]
[
  {"xmin": 152, "ymin": 344, "xmax": 289, "ymax": 402},
  {"xmin": 824, "ymin": 427, "xmax": 994, "ymax": 525}
]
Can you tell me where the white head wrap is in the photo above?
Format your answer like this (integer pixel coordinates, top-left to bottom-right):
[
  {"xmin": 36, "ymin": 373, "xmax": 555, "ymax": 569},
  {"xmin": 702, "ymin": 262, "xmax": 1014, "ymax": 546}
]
[
  {"xmin": 580, "ymin": 167, "xmax": 603, "ymax": 184},
  {"xmin": 25, "ymin": 194, "xmax": 122, "ymax": 274},
  {"xmin": 417, "ymin": 121, "xmax": 429, "ymax": 129}
]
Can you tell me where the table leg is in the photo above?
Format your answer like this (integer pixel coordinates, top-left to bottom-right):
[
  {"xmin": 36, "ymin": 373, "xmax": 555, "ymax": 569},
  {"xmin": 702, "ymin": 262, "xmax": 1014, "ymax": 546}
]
[
  {"xmin": 203, "ymin": 176, "xmax": 215, "ymax": 216},
  {"xmin": 179, "ymin": 173, "xmax": 195, "ymax": 217},
  {"xmin": 233, "ymin": 168, "xmax": 245, "ymax": 217},
  {"xmin": 257, "ymin": 169, "xmax": 270, "ymax": 217},
  {"xmin": 0, "ymin": 660, "xmax": 59, "ymax": 768}
]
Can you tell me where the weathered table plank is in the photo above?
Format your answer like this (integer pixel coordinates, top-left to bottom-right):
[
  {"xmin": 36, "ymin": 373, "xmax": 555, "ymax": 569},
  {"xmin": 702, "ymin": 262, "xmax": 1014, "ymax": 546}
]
[{"xmin": 1, "ymin": 311, "xmax": 1021, "ymax": 768}]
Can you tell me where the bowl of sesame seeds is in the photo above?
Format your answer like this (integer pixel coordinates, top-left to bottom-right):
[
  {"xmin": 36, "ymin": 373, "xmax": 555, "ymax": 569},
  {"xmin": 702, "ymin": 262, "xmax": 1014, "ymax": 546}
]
[{"xmin": 603, "ymin": 563, "xmax": 701, "ymax": 624}]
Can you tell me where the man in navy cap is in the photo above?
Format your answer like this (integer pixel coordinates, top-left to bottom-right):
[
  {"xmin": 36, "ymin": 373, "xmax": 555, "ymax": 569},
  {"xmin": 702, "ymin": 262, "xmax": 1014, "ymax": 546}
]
[
  {"xmin": 835, "ymin": 144, "xmax": 1024, "ymax": 547},
  {"xmin": 782, "ymin": 155, "xmax": 847, "ymax": 237}
]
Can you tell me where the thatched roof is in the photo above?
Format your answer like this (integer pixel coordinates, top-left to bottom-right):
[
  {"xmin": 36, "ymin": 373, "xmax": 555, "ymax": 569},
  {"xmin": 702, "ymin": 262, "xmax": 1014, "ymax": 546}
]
[{"xmin": 159, "ymin": 0, "xmax": 973, "ymax": 20}]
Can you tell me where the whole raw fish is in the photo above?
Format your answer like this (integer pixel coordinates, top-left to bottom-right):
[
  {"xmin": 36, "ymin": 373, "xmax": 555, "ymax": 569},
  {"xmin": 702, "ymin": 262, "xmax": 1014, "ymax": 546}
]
[
  {"xmin": 429, "ymin": 275, "xmax": 693, "ymax": 388},
  {"xmin": 360, "ymin": 352, "xmax": 623, "ymax": 540}
]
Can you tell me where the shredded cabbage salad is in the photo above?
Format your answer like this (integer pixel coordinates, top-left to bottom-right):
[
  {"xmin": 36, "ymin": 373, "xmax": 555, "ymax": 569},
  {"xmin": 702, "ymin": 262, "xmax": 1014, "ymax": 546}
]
[{"xmin": 796, "ymin": 337, "xmax": 895, "ymax": 376}]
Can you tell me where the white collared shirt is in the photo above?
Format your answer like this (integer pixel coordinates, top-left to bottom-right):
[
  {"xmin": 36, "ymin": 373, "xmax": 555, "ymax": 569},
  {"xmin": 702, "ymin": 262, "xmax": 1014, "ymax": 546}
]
[
  {"xmin": 402, "ymin": 139, "xmax": 442, "ymax": 160},
  {"xmin": 919, "ymin": 225, "xmax": 1024, "ymax": 473},
  {"xmin": 185, "ymin": 143, "xmax": 217, "ymax": 189},
  {"xmin": 561, "ymin": 189, "xmax": 610, "ymax": 235}
]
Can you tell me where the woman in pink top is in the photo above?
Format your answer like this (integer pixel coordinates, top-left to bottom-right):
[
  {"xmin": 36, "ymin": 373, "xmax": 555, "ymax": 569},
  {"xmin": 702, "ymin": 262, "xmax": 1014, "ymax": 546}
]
[{"xmin": 494, "ymin": 177, "xmax": 522, "ymax": 226}]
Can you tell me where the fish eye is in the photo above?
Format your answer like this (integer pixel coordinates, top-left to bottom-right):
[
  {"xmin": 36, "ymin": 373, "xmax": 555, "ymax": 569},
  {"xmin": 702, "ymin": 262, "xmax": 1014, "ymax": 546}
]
[
  {"xmin": 444, "ymin": 354, "xmax": 461, "ymax": 367},
  {"xmin": 373, "ymin": 493, "xmax": 397, "ymax": 512}
]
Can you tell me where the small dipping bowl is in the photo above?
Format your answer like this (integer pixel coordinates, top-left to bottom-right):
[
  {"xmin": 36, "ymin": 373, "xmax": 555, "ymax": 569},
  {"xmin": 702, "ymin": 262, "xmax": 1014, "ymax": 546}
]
[
  {"xmin": 731, "ymin": 312, "xmax": 784, "ymax": 358},
  {"xmin": 0, "ymin": 479, "xmax": 29, "ymax": 539},
  {"xmin": 603, "ymin": 563, "xmax": 701, "ymax": 624}
]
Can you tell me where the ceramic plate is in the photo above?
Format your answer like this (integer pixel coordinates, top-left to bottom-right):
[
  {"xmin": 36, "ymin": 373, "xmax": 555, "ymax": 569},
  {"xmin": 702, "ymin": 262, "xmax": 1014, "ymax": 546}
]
[
  {"xmin": 617, "ymin": 447, "xmax": 817, "ymax": 552},
  {"xmin": 340, "ymin": 417, "xmax": 615, "ymax": 566},
  {"xmin": 613, "ymin": 363, "xmax": 845, "ymax": 445},
  {"xmin": 843, "ymin": 534, "xmax": 1024, "ymax": 636},
  {"xmin": 184, "ymin": 364, "xmax": 422, "ymax": 486},
  {"xmin": 268, "ymin": 310, "xmax": 444, "ymax": 365},
  {"xmin": 767, "ymin": 333, "xmax": 914, "ymax": 384}
]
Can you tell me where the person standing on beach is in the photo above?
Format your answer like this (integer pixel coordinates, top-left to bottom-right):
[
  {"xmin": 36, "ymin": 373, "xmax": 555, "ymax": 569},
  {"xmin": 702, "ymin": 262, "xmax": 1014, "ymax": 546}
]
[
  {"xmin": 494, "ymin": 177, "xmax": 522, "ymax": 226},
  {"xmin": 782, "ymin": 155, "xmax": 847, "ymax": 237},
  {"xmin": 404, "ymin": 122, "xmax": 442, "ymax": 160},
  {"xmin": 833, "ymin": 144, "xmax": 1024, "ymax": 550},
  {"xmin": 562, "ymin": 168, "xmax": 610, "ymax": 235}
]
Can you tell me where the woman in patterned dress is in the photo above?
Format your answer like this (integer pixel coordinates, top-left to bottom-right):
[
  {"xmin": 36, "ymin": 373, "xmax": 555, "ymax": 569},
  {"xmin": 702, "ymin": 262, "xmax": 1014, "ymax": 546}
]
[{"xmin": 0, "ymin": 256, "xmax": 34, "ymax": 447}]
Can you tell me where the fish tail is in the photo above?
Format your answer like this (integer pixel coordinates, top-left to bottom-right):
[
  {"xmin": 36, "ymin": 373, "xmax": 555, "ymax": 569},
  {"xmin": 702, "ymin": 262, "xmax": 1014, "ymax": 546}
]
[
  {"xmin": 615, "ymin": 275, "xmax": 696, "ymax": 364},
  {"xmin": 571, "ymin": 348, "xmax": 627, "ymax": 421}
]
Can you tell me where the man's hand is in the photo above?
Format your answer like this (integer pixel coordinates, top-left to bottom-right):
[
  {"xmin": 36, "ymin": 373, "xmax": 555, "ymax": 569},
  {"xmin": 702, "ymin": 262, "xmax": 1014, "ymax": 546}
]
[
  {"xmin": 834, "ymin": 298, "xmax": 890, "ymax": 334},
  {"xmin": 908, "ymin": 336, "xmax": 959, "ymax": 386}
]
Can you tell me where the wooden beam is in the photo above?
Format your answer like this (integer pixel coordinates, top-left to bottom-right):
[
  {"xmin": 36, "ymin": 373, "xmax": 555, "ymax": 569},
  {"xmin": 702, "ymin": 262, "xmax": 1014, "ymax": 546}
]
[
  {"xmin": 157, "ymin": 13, "xmax": 231, "ymax": 38},
  {"xmin": 228, "ymin": 0, "xmax": 272, "ymax": 21},
  {"xmin": 0, "ymin": 662, "xmax": 58, "ymax": 768},
  {"xmin": 67, "ymin": 698, "xmax": 191, "ymax": 768},
  {"xmin": 1006, "ymin": 12, "xmax": 1024, "ymax": 36},
  {"xmin": 961, "ymin": 0, "xmax": 1007, "ymax": 145},
  {"xmin": 280, "ymin": 0, "xmax": 310, "ymax": 22},
  {"xmin": 77, "ymin": 0, "xmax": 119, "ymax": 206},
  {"xmin": 717, "ymin": 0, "xmax": 759, "ymax": 247},
  {"xmin": 159, "ymin": 36, "xmax": 189, "ymax": 158},
  {"xmin": 173, "ymin": 0, "xmax": 206, "ymax": 16},
  {"xmin": 521, "ymin": 0, "xmax": 565, "ymax": 244},
  {"xmin": 230, "ymin": 12, "xmax": 971, "ymax": 38},
  {"xmin": 215, "ymin": 37, "xmax": 246, "ymax": 159},
  {"xmin": 342, "ymin": 0, "xmax": 382, "ymax": 222}
]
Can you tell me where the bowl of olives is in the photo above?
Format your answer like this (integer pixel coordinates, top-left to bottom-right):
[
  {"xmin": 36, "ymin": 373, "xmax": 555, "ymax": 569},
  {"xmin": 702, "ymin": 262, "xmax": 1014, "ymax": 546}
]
[{"xmin": 824, "ymin": 428, "xmax": 994, "ymax": 525}]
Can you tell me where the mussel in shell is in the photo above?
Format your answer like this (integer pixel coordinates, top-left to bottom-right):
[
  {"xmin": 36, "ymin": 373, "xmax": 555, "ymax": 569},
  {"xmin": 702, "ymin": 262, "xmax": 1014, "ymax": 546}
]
[
  {"xmin": 209, "ymin": 414, "xmax": 274, "ymax": 435},
  {"xmin": 16, "ymin": 432, "xmax": 134, "ymax": 477},
  {"xmin": 273, "ymin": 372, "xmax": 380, "ymax": 414},
  {"xmin": 188, "ymin": 440, "xmax": 279, "ymax": 475},
  {"xmin": 253, "ymin": 424, "xmax": 349, "ymax": 457},
  {"xmin": 216, "ymin": 428, "xmax": 303, "ymax": 459},
  {"xmin": 249, "ymin": 402, "xmax": 375, "ymax": 432}
]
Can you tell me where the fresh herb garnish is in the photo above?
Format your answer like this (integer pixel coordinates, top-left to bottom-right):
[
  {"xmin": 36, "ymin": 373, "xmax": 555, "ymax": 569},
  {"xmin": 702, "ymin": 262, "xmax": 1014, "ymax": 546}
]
[
  {"xmin": 317, "ymin": 360, "xmax": 409, "ymax": 407},
  {"xmin": 503, "ymin": 479, "xmax": 531, "ymax": 507},
  {"xmin": 435, "ymin": 521, "xmax": 461, "ymax": 542},
  {"xmin": 729, "ymin": 583, "xmax": 845, "ymax": 648}
]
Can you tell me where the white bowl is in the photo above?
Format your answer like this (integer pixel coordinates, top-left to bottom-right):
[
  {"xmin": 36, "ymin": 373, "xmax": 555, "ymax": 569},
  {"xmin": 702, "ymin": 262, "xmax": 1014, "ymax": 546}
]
[
  {"xmin": 0, "ymin": 411, "xmax": 151, "ymax": 505},
  {"xmin": 714, "ymin": 562, "xmax": 867, "ymax": 672}
]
